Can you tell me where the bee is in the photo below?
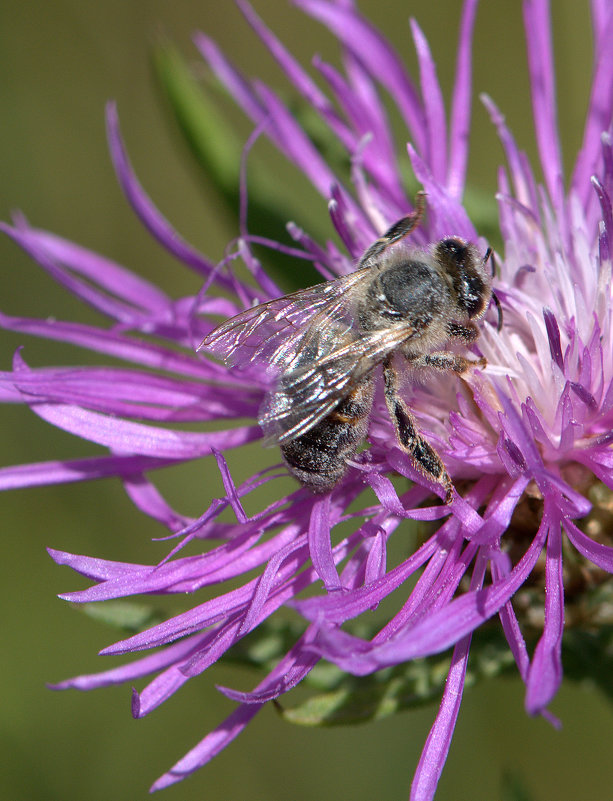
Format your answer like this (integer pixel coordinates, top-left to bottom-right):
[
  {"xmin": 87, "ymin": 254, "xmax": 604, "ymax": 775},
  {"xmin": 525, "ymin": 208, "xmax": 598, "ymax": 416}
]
[{"xmin": 200, "ymin": 194, "xmax": 498, "ymax": 503}]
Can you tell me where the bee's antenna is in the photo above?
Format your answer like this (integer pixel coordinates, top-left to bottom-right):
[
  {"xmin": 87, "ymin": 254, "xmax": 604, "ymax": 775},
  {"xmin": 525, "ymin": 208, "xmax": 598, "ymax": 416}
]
[
  {"xmin": 483, "ymin": 248, "xmax": 503, "ymax": 331},
  {"xmin": 491, "ymin": 291, "xmax": 503, "ymax": 331}
]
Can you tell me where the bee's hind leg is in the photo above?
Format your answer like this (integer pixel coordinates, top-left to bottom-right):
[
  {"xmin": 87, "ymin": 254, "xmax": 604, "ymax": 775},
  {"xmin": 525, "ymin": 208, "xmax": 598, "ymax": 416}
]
[{"xmin": 382, "ymin": 359, "xmax": 453, "ymax": 504}]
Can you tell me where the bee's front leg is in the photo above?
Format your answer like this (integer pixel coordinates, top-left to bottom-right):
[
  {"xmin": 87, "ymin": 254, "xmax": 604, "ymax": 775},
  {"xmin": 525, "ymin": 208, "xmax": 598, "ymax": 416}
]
[
  {"xmin": 382, "ymin": 359, "xmax": 453, "ymax": 503},
  {"xmin": 406, "ymin": 351, "xmax": 486, "ymax": 374}
]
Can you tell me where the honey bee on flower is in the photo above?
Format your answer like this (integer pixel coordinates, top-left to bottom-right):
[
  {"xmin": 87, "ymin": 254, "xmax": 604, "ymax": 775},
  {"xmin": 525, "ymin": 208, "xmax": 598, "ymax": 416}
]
[{"xmin": 201, "ymin": 193, "xmax": 499, "ymax": 501}]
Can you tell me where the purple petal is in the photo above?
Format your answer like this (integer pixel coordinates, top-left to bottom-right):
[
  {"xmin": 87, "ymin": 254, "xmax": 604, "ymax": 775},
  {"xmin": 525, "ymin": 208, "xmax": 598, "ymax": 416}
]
[
  {"xmin": 150, "ymin": 703, "xmax": 261, "ymax": 791},
  {"xmin": 96, "ymin": 523, "xmax": 326, "ymax": 655},
  {"xmin": 213, "ymin": 451, "xmax": 248, "ymax": 523},
  {"xmin": 314, "ymin": 515, "xmax": 548, "ymax": 673},
  {"xmin": 16, "ymin": 224, "xmax": 170, "ymax": 310},
  {"xmin": 491, "ymin": 551, "xmax": 531, "ymax": 681},
  {"xmin": 410, "ymin": 18, "xmax": 447, "ymax": 184},
  {"xmin": 296, "ymin": 534, "xmax": 439, "ymax": 624},
  {"xmin": 468, "ymin": 476, "xmax": 530, "ymax": 546},
  {"xmin": 328, "ymin": 184, "xmax": 372, "ymax": 258},
  {"xmin": 151, "ymin": 628, "xmax": 319, "ymax": 790},
  {"xmin": 49, "ymin": 548, "xmax": 148, "ymax": 581},
  {"xmin": 2, "ymin": 360, "xmax": 257, "ymax": 422},
  {"xmin": 522, "ymin": 0, "xmax": 564, "ymax": 203},
  {"xmin": 286, "ymin": 220, "xmax": 345, "ymax": 279},
  {"xmin": 591, "ymin": 0, "xmax": 610, "ymax": 35},
  {"xmin": 364, "ymin": 471, "xmax": 407, "ymax": 516},
  {"xmin": 0, "ymin": 453, "xmax": 175, "ymax": 491},
  {"xmin": 481, "ymin": 93, "xmax": 539, "ymax": 211},
  {"xmin": 410, "ymin": 636, "xmax": 471, "ymax": 801},
  {"xmin": 194, "ymin": 32, "xmax": 265, "ymax": 124},
  {"xmin": 313, "ymin": 56, "xmax": 403, "ymax": 206},
  {"xmin": 407, "ymin": 145, "xmax": 476, "ymax": 240},
  {"xmin": 54, "ymin": 526, "xmax": 261, "ymax": 595},
  {"xmin": 217, "ymin": 643, "xmax": 318, "ymax": 703},
  {"xmin": 410, "ymin": 547, "xmax": 489, "ymax": 799},
  {"xmin": 363, "ymin": 528, "xmax": 386, "ymax": 585},
  {"xmin": 571, "ymin": 7, "xmax": 613, "ymax": 206},
  {"xmin": 601, "ymin": 130, "xmax": 613, "ymax": 191},
  {"xmin": 50, "ymin": 632, "xmax": 207, "ymax": 691},
  {"xmin": 543, "ymin": 307, "xmax": 564, "ymax": 370},
  {"xmin": 0, "ymin": 311, "xmax": 228, "ymax": 380},
  {"xmin": 237, "ymin": 0, "xmax": 355, "ymax": 152},
  {"xmin": 178, "ymin": 619, "xmax": 243, "ymax": 678},
  {"xmin": 375, "ymin": 524, "xmax": 464, "ymax": 643},
  {"xmin": 495, "ymin": 384, "xmax": 544, "ymax": 475},
  {"xmin": 135, "ymin": 627, "xmax": 247, "ymax": 716},
  {"xmin": 564, "ymin": 518, "xmax": 613, "ymax": 572},
  {"xmin": 28, "ymin": 400, "xmax": 261, "ymax": 459},
  {"xmin": 308, "ymin": 494, "xmax": 341, "ymax": 590},
  {"xmin": 59, "ymin": 518, "xmax": 304, "ymax": 601},
  {"xmin": 341, "ymin": 55, "xmax": 407, "ymax": 207},
  {"xmin": 196, "ymin": 30, "xmax": 350, "ymax": 208},
  {"xmin": 569, "ymin": 380, "xmax": 597, "ymax": 411},
  {"xmin": 105, "ymin": 103, "xmax": 231, "ymax": 286},
  {"xmin": 2, "ymin": 221, "xmax": 170, "ymax": 323},
  {"xmin": 239, "ymin": 536, "xmax": 308, "ymax": 635},
  {"xmin": 447, "ymin": 0, "xmax": 479, "ymax": 197},
  {"xmin": 253, "ymin": 81, "xmax": 340, "ymax": 199},
  {"xmin": 591, "ymin": 176, "xmax": 613, "ymax": 265},
  {"xmin": 525, "ymin": 513, "xmax": 564, "ymax": 713},
  {"xmin": 100, "ymin": 593, "xmax": 250, "ymax": 655},
  {"xmin": 294, "ymin": 0, "xmax": 426, "ymax": 152}
]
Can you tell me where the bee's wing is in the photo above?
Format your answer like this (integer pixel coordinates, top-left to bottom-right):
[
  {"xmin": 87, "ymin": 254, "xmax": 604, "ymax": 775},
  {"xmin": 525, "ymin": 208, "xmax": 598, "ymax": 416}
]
[
  {"xmin": 199, "ymin": 267, "xmax": 372, "ymax": 368},
  {"xmin": 261, "ymin": 323, "xmax": 419, "ymax": 444}
]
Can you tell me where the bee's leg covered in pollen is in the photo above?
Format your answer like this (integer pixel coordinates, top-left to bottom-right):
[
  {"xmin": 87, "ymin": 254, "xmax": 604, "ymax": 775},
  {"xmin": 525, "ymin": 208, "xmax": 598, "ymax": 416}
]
[
  {"xmin": 406, "ymin": 350, "xmax": 486, "ymax": 374},
  {"xmin": 382, "ymin": 359, "xmax": 453, "ymax": 503}
]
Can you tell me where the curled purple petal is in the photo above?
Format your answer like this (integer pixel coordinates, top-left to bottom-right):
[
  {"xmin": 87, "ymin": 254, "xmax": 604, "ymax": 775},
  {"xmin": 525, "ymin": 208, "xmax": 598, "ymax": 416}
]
[
  {"xmin": 525, "ymin": 513, "xmax": 564, "ymax": 713},
  {"xmin": 105, "ymin": 103, "xmax": 227, "ymax": 286}
]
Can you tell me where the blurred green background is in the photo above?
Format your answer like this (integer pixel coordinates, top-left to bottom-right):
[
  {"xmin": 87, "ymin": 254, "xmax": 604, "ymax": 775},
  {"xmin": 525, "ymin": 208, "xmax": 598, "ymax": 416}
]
[{"xmin": 1, "ymin": 1, "xmax": 610, "ymax": 800}]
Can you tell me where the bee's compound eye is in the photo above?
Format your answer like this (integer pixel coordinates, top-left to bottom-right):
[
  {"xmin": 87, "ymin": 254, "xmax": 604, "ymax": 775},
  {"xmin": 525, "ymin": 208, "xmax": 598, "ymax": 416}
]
[{"xmin": 461, "ymin": 274, "xmax": 486, "ymax": 318}]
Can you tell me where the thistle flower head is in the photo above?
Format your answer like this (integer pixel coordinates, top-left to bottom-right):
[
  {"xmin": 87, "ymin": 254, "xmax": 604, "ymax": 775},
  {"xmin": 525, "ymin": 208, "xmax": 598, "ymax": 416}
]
[{"xmin": 2, "ymin": 1, "xmax": 613, "ymax": 798}]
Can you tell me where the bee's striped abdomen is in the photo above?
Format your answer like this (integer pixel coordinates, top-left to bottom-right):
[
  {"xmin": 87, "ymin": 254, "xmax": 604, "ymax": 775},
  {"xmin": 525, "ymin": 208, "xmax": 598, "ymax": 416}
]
[{"xmin": 280, "ymin": 377, "xmax": 374, "ymax": 492}]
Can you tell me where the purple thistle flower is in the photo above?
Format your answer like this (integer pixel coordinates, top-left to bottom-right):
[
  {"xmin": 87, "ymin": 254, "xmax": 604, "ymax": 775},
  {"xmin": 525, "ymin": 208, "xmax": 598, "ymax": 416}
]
[{"xmin": 2, "ymin": 0, "xmax": 613, "ymax": 798}]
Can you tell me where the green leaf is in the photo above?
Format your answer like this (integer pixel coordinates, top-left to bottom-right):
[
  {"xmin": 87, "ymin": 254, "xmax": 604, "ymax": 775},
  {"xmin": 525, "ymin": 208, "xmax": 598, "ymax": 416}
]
[
  {"xmin": 152, "ymin": 38, "xmax": 242, "ymax": 196},
  {"xmin": 501, "ymin": 770, "xmax": 537, "ymax": 801},
  {"xmin": 75, "ymin": 600, "xmax": 164, "ymax": 633},
  {"xmin": 220, "ymin": 622, "xmax": 524, "ymax": 727},
  {"xmin": 220, "ymin": 618, "xmax": 309, "ymax": 673},
  {"xmin": 280, "ymin": 661, "xmax": 449, "ymax": 727},
  {"xmin": 279, "ymin": 628, "xmax": 516, "ymax": 727}
]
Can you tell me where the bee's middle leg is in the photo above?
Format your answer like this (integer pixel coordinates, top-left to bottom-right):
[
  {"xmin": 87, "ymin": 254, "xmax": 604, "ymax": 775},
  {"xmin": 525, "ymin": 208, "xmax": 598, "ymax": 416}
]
[{"xmin": 383, "ymin": 360, "xmax": 453, "ymax": 503}]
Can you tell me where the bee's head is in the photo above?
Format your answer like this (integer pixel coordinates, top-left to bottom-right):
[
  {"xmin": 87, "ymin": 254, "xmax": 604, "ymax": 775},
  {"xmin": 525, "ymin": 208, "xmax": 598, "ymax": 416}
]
[{"xmin": 435, "ymin": 238, "xmax": 491, "ymax": 320}]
